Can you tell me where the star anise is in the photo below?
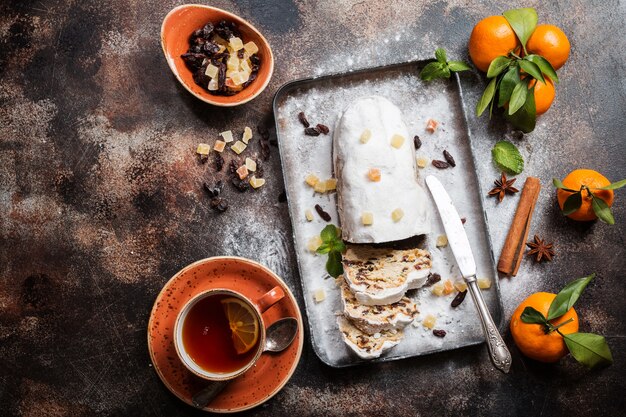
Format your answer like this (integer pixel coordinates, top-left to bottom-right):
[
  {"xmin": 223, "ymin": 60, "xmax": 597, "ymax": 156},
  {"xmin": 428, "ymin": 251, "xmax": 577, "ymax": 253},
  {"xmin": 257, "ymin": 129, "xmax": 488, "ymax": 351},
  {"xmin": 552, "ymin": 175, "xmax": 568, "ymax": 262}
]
[
  {"xmin": 488, "ymin": 172, "xmax": 519, "ymax": 202},
  {"xmin": 526, "ymin": 235, "xmax": 555, "ymax": 262}
]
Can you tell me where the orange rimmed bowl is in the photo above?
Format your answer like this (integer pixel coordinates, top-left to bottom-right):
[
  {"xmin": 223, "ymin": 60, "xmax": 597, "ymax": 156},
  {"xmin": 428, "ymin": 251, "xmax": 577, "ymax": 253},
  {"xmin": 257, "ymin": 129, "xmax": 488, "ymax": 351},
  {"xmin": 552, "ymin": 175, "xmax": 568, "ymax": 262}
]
[{"xmin": 161, "ymin": 4, "xmax": 274, "ymax": 107}]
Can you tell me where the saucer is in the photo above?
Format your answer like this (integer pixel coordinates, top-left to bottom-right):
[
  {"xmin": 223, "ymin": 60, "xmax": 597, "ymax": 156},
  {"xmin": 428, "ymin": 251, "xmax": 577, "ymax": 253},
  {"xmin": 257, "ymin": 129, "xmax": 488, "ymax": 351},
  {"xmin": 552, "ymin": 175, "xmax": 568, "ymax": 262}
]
[{"xmin": 147, "ymin": 257, "xmax": 304, "ymax": 412}]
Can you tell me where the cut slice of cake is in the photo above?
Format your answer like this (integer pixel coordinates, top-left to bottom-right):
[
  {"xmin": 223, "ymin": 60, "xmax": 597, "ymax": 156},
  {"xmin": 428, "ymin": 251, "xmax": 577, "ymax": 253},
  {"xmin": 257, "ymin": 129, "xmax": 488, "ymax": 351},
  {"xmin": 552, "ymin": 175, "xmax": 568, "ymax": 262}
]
[
  {"xmin": 336, "ymin": 316, "xmax": 403, "ymax": 360},
  {"xmin": 340, "ymin": 280, "xmax": 418, "ymax": 334},
  {"xmin": 342, "ymin": 245, "xmax": 432, "ymax": 305}
]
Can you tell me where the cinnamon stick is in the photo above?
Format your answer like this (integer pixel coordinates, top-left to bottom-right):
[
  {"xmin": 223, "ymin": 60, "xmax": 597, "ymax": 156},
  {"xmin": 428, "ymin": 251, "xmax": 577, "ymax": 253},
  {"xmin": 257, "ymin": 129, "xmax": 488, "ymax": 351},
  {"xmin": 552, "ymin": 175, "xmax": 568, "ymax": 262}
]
[{"xmin": 497, "ymin": 177, "xmax": 541, "ymax": 276}]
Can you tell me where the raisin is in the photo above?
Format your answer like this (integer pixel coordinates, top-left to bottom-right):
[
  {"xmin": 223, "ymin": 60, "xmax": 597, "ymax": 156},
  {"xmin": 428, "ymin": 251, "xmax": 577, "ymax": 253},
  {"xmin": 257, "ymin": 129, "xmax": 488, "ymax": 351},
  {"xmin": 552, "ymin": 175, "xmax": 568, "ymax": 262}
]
[
  {"xmin": 414, "ymin": 135, "xmax": 422, "ymax": 149},
  {"xmin": 231, "ymin": 177, "xmax": 249, "ymax": 192},
  {"xmin": 203, "ymin": 180, "xmax": 224, "ymax": 198},
  {"xmin": 214, "ymin": 153, "xmax": 224, "ymax": 171},
  {"xmin": 461, "ymin": 217, "xmax": 467, "ymax": 224},
  {"xmin": 181, "ymin": 53, "xmax": 206, "ymax": 70},
  {"xmin": 304, "ymin": 127, "xmax": 321, "ymax": 136},
  {"xmin": 229, "ymin": 159, "xmax": 239, "ymax": 174},
  {"xmin": 424, "ymin": 273, "xmax": 441, "ymax": 287},
  {"xmin": 316, "ymin": 124, "xmax": 329, "ymax": 135},
  {"xmin": 190, "ymin": 29, "xmax": 203, "ymax": 41},
  {"xmin": 451, "ymin": 290, "xmax": 467, "ymax": 308},
  {"xmin": 278, "ymin": 191, "xmax": 287, "ymax": 203},
  {"xmin": 431, "ymin": 160, "xmax": 449, "ymax": 169},
  {"xmin": 314, "ymin": 204, "xmax": 331, "ymax": 222},
  {"xmin": 298, "ymin": 112, "xmax": 310, "ymax": 127},
  {"xmin": 203, "ymin": 41, "xmax": 220, "ymax": 55},
  {"xmin": 218, "ymin": 61, "xmax": 226, "ymax": 89},
  {"xmin": 193, "ymin": 67, "xmax": 210, "ymax": 87},
  {"xmin": 443, "ymin": 150, "xmax": 456, "ymax": 167},
  {"xmin": 433, "ymin": 329, "xmax": 447, "ymax": 338},
  {"xmin": 210, "ymin": 197, "xmax": 228, "ymax": 212},
  {"xmin": 201, "ymin": 22, "xmax": 214, "ymax": 38}
]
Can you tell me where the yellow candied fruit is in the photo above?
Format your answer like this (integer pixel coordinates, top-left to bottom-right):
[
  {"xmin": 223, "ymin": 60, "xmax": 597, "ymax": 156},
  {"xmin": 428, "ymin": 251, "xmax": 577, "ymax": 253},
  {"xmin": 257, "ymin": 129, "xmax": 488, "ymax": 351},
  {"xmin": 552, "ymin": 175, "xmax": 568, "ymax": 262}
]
[
  {"xmin": 313, "ymin": 181, "xmax": 327, "ymax": 193},
  {"xmin": 426, "ymin": 118, "xmax": 439, "ymax": 133},
  {"xmin": 325, "ymin": 178, "xmax": 338, "ymax": 191},
  {"xmin": 231, "ymin": 72, "xmax": 249, "ymax": 86},
  {"xmin": 229, "ymin": 37, "xmax": 244, "ymax": 51},
  {"xmin": 249, "ymin": 176, "xmax": 266, "ymax": 189},
  {"xmin": 220, "ymin": 130, "xmax": 234, "ymax": 143},
  {"xmin": 305, "ymin": 209, "xmax": 314, "ymax": 222},
  {"xmin": 454, "ymin": 281, "xmax": 468, "ymax": 292},
  {"xmin": 208, "ymin": 78, "xmax": 219, "ymax": 91},
  {"xmin": 391, "ymin": 208, "xmax": 404, "ymax": 222},
  {"xmin": 245, "ymin": 157, "xmax": 256, "ymax": 172},
  {"xmin": 431, "ymin": 283, "xmax": 445, "ymax": 296},
  {"xmin": 367, "ymin": 168, "xmax": 381, "ymax": 182},
  {"xmin": 313, "ymin": 288, "xmax": 326, "ymax": 303},
  {"xmin": 443, "ymin": 280, "xmax": 455, "ymax": 295},
  {"xmin": 390, "ymin": 134, "xmax": 405, "ymax": 149},
  {"xmin": 360, "ymin": 128, "xmax": 372, "ymax": 144},
  {"xmin": 361, "ymin": 212, "xmax": 373, "ymax": 226},
  {"xmin": 213, "ymin": 140, "xmax": 226, "ymax": 152},
  {"xmin": 423, "ymin": 314, "xmax": 437, "ymax": 329},
  {"xmin": 236, "ymin": 165, "xmax": 249, "ymax": 180},
  {"xmin": 307, "ymin": 235, "xmax": 323, "ymax": 252},
  {"xmin": 205, "ymin": 64, "xmax": 219, "ymax": 79},
  {"xmin": 231, "ymin": 140, "xmax": 247, "ymax": 155},
  {"xmin": 416, "ymin": 157, "xmax": 428, "ymax": 168},
  {"xmin": 305, "ymin": 174, "xmax": 320, "ymax": 187},
  {"xmin": 242, "ymin": 126, "xmax": 253, "ymax": 144},
  {"xmin": 196, "ymin": 143, "xmax": 210, "ymax": 156},
  {"xmin": 243, "ymin": 41, "xmax": 259, "ymax": 55},
  {"xmin": 436, "ymin": 235, "xmax": 448, "ymax": 248},
  {"xmin": 477, "ymin": 277, "xmax": 492, "ymax": 289},
  {"xmin": 227, "ymin": 55, "xmax": 239, "ymax": 70}
]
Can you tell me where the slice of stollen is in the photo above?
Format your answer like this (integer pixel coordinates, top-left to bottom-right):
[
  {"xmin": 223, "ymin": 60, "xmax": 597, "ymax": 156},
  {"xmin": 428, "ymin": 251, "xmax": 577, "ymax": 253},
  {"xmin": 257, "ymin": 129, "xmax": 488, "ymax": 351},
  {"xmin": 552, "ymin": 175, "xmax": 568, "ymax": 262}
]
[
  {"xmin": 342, "ymin": 245, "xmax": 432, "ymax": 306},
  {"xmin": 336, "ymin": 316, "xmax": 403, "ymax": 360},
  {"xmin": 340, "ymin": 280, "xmax": 418, "ymax": 335}
]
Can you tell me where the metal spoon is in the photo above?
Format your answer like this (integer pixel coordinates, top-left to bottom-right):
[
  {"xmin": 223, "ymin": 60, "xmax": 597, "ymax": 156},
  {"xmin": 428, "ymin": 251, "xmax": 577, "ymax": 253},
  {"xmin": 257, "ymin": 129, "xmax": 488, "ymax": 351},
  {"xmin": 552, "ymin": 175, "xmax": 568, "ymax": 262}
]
[{"xmin": 191, "ymin": 317, "xmax": 298, "ymax": 409}]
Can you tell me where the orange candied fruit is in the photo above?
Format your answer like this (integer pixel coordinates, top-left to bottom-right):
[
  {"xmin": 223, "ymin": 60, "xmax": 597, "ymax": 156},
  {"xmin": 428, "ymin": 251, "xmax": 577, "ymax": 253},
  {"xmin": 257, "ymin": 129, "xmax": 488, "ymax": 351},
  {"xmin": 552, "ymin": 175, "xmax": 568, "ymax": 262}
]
[
  {"xmin": 367, "ymin": 168, "xmax": 381, "ymax": 182},
  {"xmin": 426, "ymin": 119, "xmax": 439, "ymax": 133}
]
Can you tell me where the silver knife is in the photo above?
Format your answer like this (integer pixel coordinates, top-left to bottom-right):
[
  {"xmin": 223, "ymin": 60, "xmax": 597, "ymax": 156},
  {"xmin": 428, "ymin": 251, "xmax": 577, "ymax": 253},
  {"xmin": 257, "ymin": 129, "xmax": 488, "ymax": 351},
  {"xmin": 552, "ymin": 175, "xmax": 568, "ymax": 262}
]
[{"xmin": 426, "ymin": 175, "xmax": 511, "ymax": 373}]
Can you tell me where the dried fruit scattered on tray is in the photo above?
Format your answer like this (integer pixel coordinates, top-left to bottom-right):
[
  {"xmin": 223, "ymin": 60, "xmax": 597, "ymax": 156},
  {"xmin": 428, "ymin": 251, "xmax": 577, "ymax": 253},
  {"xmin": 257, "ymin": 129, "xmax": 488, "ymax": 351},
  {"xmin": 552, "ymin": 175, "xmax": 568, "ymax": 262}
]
[
  {"xmin": 488, "ymin": 172, "xmax": 519, "ymax": 202},
  {"xmin": 443, "ymin": 150, "xmax": 456, "ymax": 167},
  {"xmin": 432, "ymin": 329, "xmax": 447, "ymax": 338},
  {"xmin": 316, "ymin": 124, "xmax": 330, "ymax": 135},
  {"xmin": 304, "ymin": 127, "xmax": 321, "ymax": 136},
  {"xmin": 451, "ymin": 290, "xmax": 467, "ymax": 308},
  {"xmin": 431, "ymin": 160, "xmax": 450, "ymax": 169},
  {"xmin": 414, "ymin": 135, "xmax": 422, "ymax": 149},
  {"xmin": 526, "ymin": 235, "xmax": 555, "ymax": 262},
  {"xmin": 424, "ymin": 273, "xmax": 442, "ymax": 287},
  {"xmin": 314, "ymin": 204, "xmax": 331, "ymax": 222},
  {"xmin": 181, "ymin": 20, "xmax": 261, "ymax": 96},
  {"xmin": 298, "ymin": 111, "xmax": 310, "ymax": 127}
]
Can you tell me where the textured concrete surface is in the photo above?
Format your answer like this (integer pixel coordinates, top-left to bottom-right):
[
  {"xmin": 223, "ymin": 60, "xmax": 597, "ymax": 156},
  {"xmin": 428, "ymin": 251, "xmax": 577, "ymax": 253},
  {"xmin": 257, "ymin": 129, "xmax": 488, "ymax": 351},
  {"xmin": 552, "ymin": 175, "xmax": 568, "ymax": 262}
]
[{"xmin": 1, "ymin": 0, "xmax": 625, "ymax": 416}]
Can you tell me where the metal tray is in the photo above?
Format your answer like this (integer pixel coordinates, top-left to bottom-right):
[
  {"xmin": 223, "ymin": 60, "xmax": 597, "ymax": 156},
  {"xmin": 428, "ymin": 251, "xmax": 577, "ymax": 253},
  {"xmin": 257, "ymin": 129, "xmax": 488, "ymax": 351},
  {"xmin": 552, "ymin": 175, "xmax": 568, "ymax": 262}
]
[{"xmin": 273, "ymin": 60, "xmax": 503, "ymax": 367}]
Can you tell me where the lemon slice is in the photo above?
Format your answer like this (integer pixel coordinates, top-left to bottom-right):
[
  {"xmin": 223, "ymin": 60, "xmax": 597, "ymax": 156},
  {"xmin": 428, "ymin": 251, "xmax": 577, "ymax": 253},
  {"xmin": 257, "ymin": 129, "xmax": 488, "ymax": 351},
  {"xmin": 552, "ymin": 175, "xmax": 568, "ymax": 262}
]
[{"xmin": 220, "ymin": 297, "xmax": 259, "ymax": 354}]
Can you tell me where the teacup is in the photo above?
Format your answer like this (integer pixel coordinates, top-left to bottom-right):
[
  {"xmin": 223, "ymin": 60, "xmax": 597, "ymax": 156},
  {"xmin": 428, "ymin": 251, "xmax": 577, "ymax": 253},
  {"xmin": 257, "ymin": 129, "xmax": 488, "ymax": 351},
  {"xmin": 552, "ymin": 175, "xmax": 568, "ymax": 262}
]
[{"xmin": 174, "ymin": 286, "xmax": 284, "ymax": 381}]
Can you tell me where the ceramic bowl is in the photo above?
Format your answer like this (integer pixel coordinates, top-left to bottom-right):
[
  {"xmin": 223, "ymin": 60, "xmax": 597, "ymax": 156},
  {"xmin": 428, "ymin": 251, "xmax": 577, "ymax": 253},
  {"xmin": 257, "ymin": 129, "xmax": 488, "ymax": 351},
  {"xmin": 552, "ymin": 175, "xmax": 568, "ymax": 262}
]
[{"xmin": 161, "ymin": 4, "xmax": 274, "ymax": 106}]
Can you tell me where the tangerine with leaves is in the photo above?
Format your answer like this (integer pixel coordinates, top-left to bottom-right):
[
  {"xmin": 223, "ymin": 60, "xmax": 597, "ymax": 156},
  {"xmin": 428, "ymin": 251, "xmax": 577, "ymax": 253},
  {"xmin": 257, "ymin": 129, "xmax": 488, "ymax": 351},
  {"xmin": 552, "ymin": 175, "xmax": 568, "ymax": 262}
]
[
  {"xmin": 510, "ymin": 292, "xmax": 579, "ymax": 363},
  {"xmin": 469, "ymin": 16, "xmax": 521, "ymax": 72},
  {"xmin": 528, "ymin": 77, "xmax": 555, "ymax": 115},
  {"xmin": 526, "ymin": 24, "xmax": 571, "ymax": 70},
  {"xmin": 556, "ymin": 169, "xmax": 614, "ymax": 222}
]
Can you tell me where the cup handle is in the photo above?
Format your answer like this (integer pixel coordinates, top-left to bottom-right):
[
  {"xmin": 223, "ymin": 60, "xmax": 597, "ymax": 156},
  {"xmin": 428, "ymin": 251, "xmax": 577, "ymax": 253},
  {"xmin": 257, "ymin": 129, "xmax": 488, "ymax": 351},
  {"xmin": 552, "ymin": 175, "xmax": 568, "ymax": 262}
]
[{"xmin": 256, "ymin": 286, "xmax": 285, "ymax": 313}]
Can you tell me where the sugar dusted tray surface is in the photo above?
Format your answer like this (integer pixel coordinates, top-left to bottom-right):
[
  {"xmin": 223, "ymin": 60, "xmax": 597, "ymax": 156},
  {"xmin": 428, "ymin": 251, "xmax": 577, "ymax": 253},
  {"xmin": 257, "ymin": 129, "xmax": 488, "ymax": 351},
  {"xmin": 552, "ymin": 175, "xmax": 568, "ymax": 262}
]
[{"xmin": 274, "ymin": 62, "xmax": 502, "ymax": 367}]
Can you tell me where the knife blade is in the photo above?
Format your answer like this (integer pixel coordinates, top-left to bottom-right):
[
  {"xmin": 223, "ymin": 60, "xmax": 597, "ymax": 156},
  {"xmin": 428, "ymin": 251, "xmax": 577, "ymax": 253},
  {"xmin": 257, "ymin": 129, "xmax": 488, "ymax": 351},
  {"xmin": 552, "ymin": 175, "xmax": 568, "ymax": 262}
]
[{"xmin": 425, "ymin": 175, "xmax": 512, "ymax": 373}]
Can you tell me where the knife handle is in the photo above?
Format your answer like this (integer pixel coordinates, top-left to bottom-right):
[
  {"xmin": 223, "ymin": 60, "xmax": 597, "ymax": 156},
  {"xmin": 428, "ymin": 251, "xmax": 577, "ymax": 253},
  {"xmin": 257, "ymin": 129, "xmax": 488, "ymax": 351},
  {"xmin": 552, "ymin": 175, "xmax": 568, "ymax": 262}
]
[{"xmin": 466, "ymin": 278, "xmax": 512, "ymax": 373}]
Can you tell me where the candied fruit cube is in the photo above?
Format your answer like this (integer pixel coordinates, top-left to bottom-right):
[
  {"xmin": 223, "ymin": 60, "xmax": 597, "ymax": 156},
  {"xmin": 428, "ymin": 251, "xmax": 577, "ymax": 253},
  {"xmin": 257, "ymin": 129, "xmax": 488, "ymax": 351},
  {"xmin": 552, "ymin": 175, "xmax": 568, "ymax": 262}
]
[
  {"xmin": 307, "ymin": 235, "xmax": 322, "ymax": 252},
  {"xmin": 443, "ymin": 280, "xmax": 455, "ymax": 295},
  {"xmin": 436, "ymin": 235, "xmax": 448, "ymax": 248},
  {"xmin": 245, "ymin": 157, "xmax": 256, "ymax": 172},
  {"xmin": 431, "ymin": 283, "xmax": 445, "ymax": 296},
  {"xmin": 423, "ymin": 314, "xmax": 436, "ymax": 329},
  {"xmin": 391, "ymin": 208, "xmax": 404, "ymax": 222},
  {"xmin": 231, "ymin": 71, "xmax": 249, "ymax": 86},
  {"xmin": 454, "ymin": 281, "xmax": 468, "ymax": 292},
  {"xmin": 367, "ymin": 168, "xmax": 381, "ymax": 182},
  {"xmin": 205, "ymin": 64, "xmax": 219, "ymax": 79},
  {"xmin": 236, "ymin": 165, "xmax": 249, "ymax": 180},
  {"xmin": 313, "ymin": 288, "xmax": 326, "ymax": 303},
  {"xmin": 196, "ymin": 143, "xmax": 210, "ymax": 156},
  {"xmin": 229, "ymin": 37, "xmax": 244, "ymax": 51},
  {"xmin": 220, "ymin": 130, "xmax": 234, "ymax": 143},
  {"xmin": 362, "ymin": 212, "xmax": 373, "ymax": 226},
  {"xmin": 227, "ymin": 55, "xmax": 239, "ymax": 70},
  {"xmin": 242, "ymin": 126, "xmax": 253, "ymax": 144},
  {"xmin": 416, "ymin": 157, "xmax": 428, "ymax": 168},
  {"xmin": 243, "ymin": 41, "xmax": 259, "ymax": 55},
  {"xmin": 305, "ymin": 209, "xmax": 314, "ymax": 222},
  {"xmin": 305, "ymin": 174, "xmax": 319, "ymax": 187},
  {"xmin": 477, "ymin": 277, "xmax": 492, "ymax": 289},
  {"xmin": 426, "ymin": 119, "xmax": 439, "ymax": 133},
  {"xmin": 390, "ymin": 134, "xmax": 405, "ymax": 148},
  {"xmin": 313, "ymin": 181, "xmax": 327, "ymax": 193},
  {"xmin": 208, "ymin": 78, "xmax": 219, "ymax": 91},
  {"xmin": 360, "ymin": 128, "xmax": 372, "ymax": 144},
  {"xmin": 325, "ymin": 178, "xmax": 338, "ymax": 191},
  {"xmin": 240, "ymin": 59, "xmax": 251, "ymax": 74},
  {"xmin": 231, "ymin": 140, "xmax": 247, "ymax": 155},
  {"xmin": 213, "ymin": 140, "xmax": 226, "ymax": 152},
  {"xmin": 249, "ymin": 176, "xmax": 266, "ymax": 189}
]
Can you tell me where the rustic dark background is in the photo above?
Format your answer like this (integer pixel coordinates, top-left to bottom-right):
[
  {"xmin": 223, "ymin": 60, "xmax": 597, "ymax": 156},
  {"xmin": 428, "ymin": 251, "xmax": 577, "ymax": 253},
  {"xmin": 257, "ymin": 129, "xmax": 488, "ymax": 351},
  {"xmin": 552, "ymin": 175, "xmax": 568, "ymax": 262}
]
[{"xmin": 1, "ymin": 0, "xmax": 625, "ymax": 416}]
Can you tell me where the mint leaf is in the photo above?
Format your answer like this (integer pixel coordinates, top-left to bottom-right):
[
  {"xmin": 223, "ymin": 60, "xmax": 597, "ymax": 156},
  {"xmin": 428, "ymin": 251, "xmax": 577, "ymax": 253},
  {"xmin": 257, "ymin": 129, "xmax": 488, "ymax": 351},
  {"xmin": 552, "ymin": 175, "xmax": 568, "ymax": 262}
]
[
  {"xmin": 519, "ymin": 59, "xmax": 545, "ymax": 84},
  {"xmin": 476, "ymin": 77, "xmax": 497, "ymax": 117},
  {"xmin": 525, "ymin": 54, "xmax": 559, "ymax": 84},
  {"xmin": 498, "ymin": 66, "xmax": 521, "ymax": 107},
  {"xmin": 505, "ymin": 88, "xmax": 536, "ymax": 133},
  {"xmin": 320, "ymin": 225, "xmax": 337, "ymax": 243},
  {"xmin": 547, "ymin": 274, "xmax": 595, "ymax": 320},
  {"xmin": 435, "ymin": 48, "xmax": 447, "ymax": 63},
  {"xmin": 592, "ymin": 195, "xmax": 615, "ymax": 224},
  {"xmin": 491, "ymin": 141, "xmax": 524, "ymax": 174},
  {"xmin": 563, "ymin": 332, "xmax": 613, "ymax": 369},
  {"xmin": 553, "ymin": 178, "xmax": 578, "ymax": 193},
  {"xmin": 421, "ymin": 49, "xmax": 472, "ymax": 81},
  {"xmin": 520, "ymin": 306, "xmax": 548, "ymax": 325},
  {"xmin": 597, "ymin": 179, "xmax": 626, "ymax": 190},
  {"xmin": 487, "ymin": 56, "xmax": 511, "ymax": 78},
  {"xmin": 503, "ymin": 8, "xmax": 538, "ymax": 54},
  {"xmin": 508, "ymin": 79, "xmax": 529, "ymax": 115},
  {"xmin": 448, "ymin": 61, "xmax": 472, "ymax": 72},
  {"xmin": 562, "ymin": 192, "xmax": 583, "ymax": 215},
  {"xmin": 326, "ymin": 251, "xmax": 343, "ymax": 278},
  {"xmin": 316, "ymin": 243, "xmax": 331, "ymax": 255},
  {"xmin": 420, "ymin": 62, "xmax": 448, "ymax": 81}
]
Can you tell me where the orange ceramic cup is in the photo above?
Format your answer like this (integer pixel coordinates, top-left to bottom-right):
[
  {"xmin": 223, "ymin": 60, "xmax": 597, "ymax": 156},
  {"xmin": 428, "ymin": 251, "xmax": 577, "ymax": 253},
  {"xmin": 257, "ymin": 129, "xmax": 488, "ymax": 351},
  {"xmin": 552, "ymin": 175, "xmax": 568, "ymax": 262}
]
[
  {"xmin": 173, "ymin": 286, "xmax": 284, "ymax": 381},
  {"xmin": 161, "ymin": 4, "xmax": 274, "ymax": 106}
]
